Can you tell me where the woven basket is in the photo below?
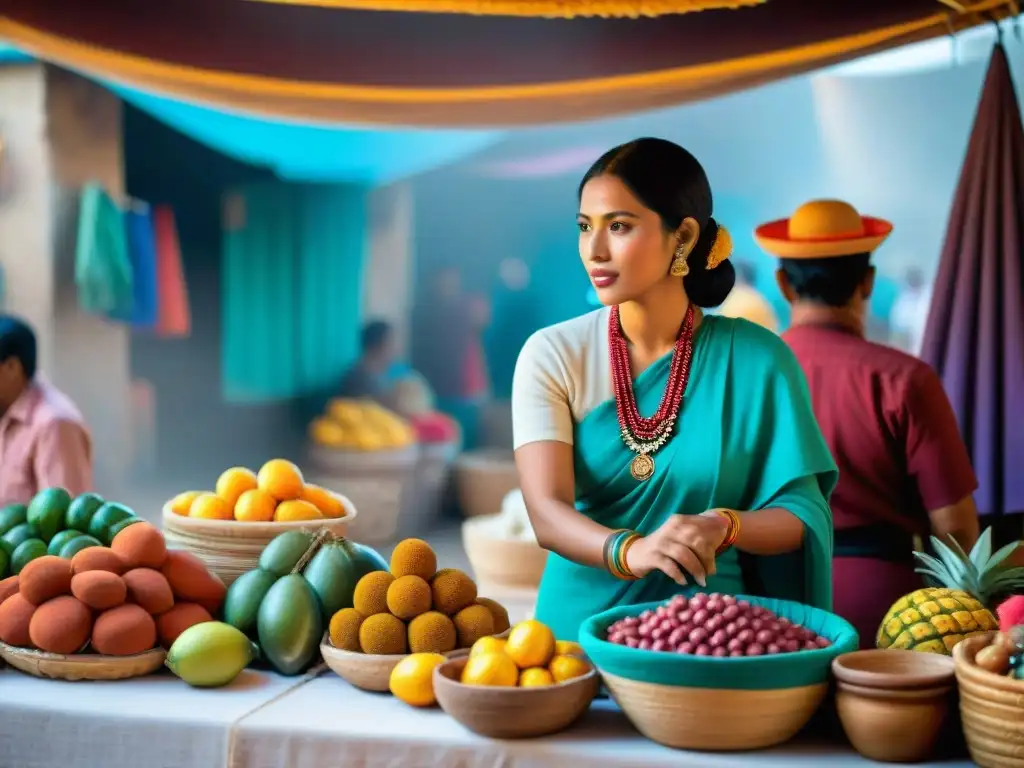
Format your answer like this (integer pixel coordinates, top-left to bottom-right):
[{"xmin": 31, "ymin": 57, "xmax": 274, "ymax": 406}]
[
  {"xmin": 404, "ymin": 439, "xmax": 460, "ymax": 534},
  {"xmin": 454, "ymin": 448, "xmax": 519, "ymax": 518},
  {"xmin": 307, "ymin": 444, "xmax": 419, "ymax": 543},
  {"xmin": 161, "ymin": 492, "xmax": 356, "ymax": 587},
  {"xmin": 0, "ymin": 641, "xmax": 166, "ymax": 681},
  {"xmin": 954, "ymin": 632, "xmax": 1024, "ymax": 767}
]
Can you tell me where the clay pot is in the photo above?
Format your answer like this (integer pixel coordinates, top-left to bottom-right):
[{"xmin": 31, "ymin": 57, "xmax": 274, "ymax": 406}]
[{"xmin": 832, "ymin": 649, "xmax": 956, "ymax": 763}]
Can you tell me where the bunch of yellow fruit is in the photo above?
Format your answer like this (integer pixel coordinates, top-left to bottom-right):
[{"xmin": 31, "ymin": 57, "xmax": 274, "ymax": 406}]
[
  {"xmin": 166, "ymin": 459, "xmax": 348, "ymax": 523},
  {"xmin": 309, "ymin": 398, "xmax": 416, "ymax": 451},
  {"xmin": 462, "ymin": 619, "xmax": 591, "ymax": 689}
]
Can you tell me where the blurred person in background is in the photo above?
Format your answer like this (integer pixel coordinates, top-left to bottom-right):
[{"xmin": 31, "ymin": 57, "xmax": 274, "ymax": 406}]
[
  {"xmin": 411, "ymin": 267, "xmax": 490, "ymax": 449},
  {"xmin": 758, "ymin": 200, "xmax": 979, "ymax": 648},
  {"xmin": 338, "ymin": 320, "xmax": 397, "ymax": 403},
  {"xmin": 889, "ymin": 266, "xmax": 933, "ymax": 356},
  {"xmin": 0, "ymin": 314, "xmax": 93, "ymax": 503},
  {"xmin": 716, "ymin": 260, "xmax": 779, "ymax": 332},
  {"xmin": 486, "ymin": 257, "xmax": 539, "ymax": 400}
]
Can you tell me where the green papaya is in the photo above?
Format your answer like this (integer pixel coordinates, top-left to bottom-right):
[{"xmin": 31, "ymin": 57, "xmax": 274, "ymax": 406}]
[
  {"xmin": 27, "ymin": 487, "xmax": 71, "ymax": 543},
  {"xmin": 258, "ymin": 530, "xmax": 315, "ymax": 578},
  {"xmin": 302, "ymin": 538, "xmax": 388, "ymax": 622},
  {"xmin": 87, "ymin": 503, "xmax": 135, "ymax": 545},
  {"xmin": 223, "ymin": 568, "xmax": 278, "ymax": 636},
  {"xmin": 65, "ymin": 493, "xmax": 105, "ymax": 532},
  {"xmin": 0, "ymin": 504, "xmax": 28, "ymax": 537},
  {"xmin": 257, "ymin": 574, "xmax": 323, "ymax": 676}
]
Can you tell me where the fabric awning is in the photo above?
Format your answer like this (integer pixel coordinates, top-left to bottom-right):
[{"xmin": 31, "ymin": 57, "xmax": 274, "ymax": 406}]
[
  {"xmin": 0, "ymin": 0, "xmax": 1016, "ymax": 127},
  {"xmin": 920, "ymin": 42, "xmax": 1024, "ymax": 518},
  {"xmin": 243, "ymin": 0, "xmax": 765, "ymax": 17}
]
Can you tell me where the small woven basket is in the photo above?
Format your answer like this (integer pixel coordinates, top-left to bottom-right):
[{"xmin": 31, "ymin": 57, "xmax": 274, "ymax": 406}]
[
  {"xmin": 954, "ymin": 632, "xmax": 1024, "ymax": 768},
  {"xmin": 0, "ymin": 642, "xmax": 166, "ymax": 681}
]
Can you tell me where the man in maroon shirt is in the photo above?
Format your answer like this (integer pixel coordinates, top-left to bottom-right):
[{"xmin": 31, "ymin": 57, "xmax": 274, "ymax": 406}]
[{"xmin": 755, "ymin": 200, "xmax": 980, "ymax": 648}]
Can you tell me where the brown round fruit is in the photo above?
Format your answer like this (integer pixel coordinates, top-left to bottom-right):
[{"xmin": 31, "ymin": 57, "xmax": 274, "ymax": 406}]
[
  {"xmin": 0, "ymin": 593, "xmax": 36, "ymax": 647},
  {"xmin": 71, "ymin": 547, "xmax": 127, "ymax": 576},
  {"xmin": 0, "ymin": 575, "xmax": 20, "ymax": 605},
  {"xmin": 71, "ymin": 570, "xmax": 127, "ymax": 611},
  {"xmin": 156, "ymin": 602, "xmax": 213, "ymax": 648},
  {"xmin": 28, "ymin": 595, "xmax": 92, "ymax": 654},
  {"xmin": 111, "ymin": 522, "xmax": 168, "ymax": 570},
  {"xmin": 976, "ymin": 643, "xmax": 1011, "ymax": 676},
  {"xmin": 160, "ymin": 550, "xmax": 226, "ymax": 613},
  {"xmin": 91, "ymin": 603, "xmax": 157, "ymax": 656},
  {"xmin": 122, "ymin": 568, "xmax": 175, "ymax": 615},
  {"xmin": 19, "ymin": 555, "xmax": 73, "ymax": 606},
  {"xmin": 386, "ymin": 575, "xmax": 432, "ymax": 620}
]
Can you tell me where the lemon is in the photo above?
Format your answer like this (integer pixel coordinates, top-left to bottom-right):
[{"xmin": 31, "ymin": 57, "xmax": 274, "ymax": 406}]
[
  {"xmin": 460, "ymin": 651, "xmax": 518, "ymax": 687},
  {"xmin": 469, "ymin": 636, "xmax": 507, "ymax": 658},
  {"xmin": 505, "ymin": 619, "xmax": 556, "ymax": 669},
  {"xmin": 554, "ymin": 640, "xmax": 585, "ymax": 658},
  {"xmin": 518, "ymin": 667, "xmax": 554, "ymax": 688},
  {"xmin": 549, "ymin": 653, "xmax": 591, "ymax": 683},
  {"xmin": 389, "ymin": 652, "xmax": 446, "ymax": 707}
]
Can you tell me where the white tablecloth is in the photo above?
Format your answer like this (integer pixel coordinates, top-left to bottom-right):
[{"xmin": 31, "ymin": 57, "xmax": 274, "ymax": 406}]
[{"xmin": 0, "ymin": 667, "xmax": 974, "ymax": 768}]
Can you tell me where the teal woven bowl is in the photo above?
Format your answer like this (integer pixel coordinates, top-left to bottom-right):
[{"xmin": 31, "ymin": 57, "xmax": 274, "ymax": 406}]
[{"xmin": 578, "ymin": 594, "xmax": 859, "ymax": 751}]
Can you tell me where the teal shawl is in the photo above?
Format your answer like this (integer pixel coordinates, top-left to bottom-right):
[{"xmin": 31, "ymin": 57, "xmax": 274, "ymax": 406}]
[{"xmin": 533, "ymin": 316, "xmax": 838, "ymax": 641}]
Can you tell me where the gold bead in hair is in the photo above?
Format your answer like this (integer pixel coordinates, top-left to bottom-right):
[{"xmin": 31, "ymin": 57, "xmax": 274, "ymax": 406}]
[{"xmin": 706, "ymin": 225, "xmax": 733, "ymax": 271}]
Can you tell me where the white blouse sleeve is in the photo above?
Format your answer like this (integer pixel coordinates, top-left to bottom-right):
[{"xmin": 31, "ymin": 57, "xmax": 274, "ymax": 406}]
[{"xmin": 511, "ymin": 331, "xmax": 575, "ymax": 449}]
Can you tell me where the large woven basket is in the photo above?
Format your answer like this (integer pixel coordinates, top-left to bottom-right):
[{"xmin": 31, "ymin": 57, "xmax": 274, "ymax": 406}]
[
  {"xmin": 404, "ymin": 439, "xmax": 460, "ymax": 534},
  {"xmin": 954, "ymin": 632, "xmax": 1024, "ymax": 767},
  {"xmin": 453, "ymin": 448, "xmax": 519, "ymax": 518},
  {"xmin": 161, "ymin": 494, "xmax": 356, "ymax": 587},
  {"xmin": 306, "ymin": 444, "xmax": 419, "ymax": 543}
]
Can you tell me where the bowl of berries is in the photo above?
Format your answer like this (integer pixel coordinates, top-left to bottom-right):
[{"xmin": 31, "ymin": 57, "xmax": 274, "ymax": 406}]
[{"xmin": 578, "ymin": 592, "xmax": 858, "ymax": 751}]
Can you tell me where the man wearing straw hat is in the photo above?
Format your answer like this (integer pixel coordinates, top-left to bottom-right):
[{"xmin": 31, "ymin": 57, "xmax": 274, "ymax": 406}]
[{"xmin": 755, "ymin": 200, "xmax": 980, "ymax": 648}]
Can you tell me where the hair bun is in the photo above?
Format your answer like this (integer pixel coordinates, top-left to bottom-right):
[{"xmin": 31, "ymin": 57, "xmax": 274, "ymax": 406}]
[{"xmin": 683, "ymin": 217, "xmax": 736, "ymax": 308}]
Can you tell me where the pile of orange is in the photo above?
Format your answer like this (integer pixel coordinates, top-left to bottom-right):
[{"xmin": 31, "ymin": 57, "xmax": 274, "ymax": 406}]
[
  {"xmin": 461, "ymin": 619, "xmax": 592, "ymax": 689},
  {"xmin": 166, "ymin": 460, "xmax": 347, "ymax": 523}
]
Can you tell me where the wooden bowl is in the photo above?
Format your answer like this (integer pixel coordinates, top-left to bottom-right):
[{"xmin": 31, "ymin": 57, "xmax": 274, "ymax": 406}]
[
  {"xmin": 954, "ymin": 632, "xmax": 1024, "ymax": 768},
  {"xmin": 832, "ymin": 649, "xmax": 955, "ymax": 690},
  {"xmin": 161, "ymin": 492, "xmax": 356, "ymax": 586},
  {"xmin": 462, "ymin": 515, "xmax": 547, "ymax": 590},
  {"xmin": 320, "ymin": 629, "xmax": 510, "ymax": 693},
  {"xmin": 433, "ymin": 655, "xmax": 599, "ymax": 738},
  {"xmin": 0, "ymin": 641, "xmax": 166, "ymax": 681}
]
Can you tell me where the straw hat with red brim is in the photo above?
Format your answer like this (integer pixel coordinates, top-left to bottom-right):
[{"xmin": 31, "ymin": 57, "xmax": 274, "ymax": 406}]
[{"xmin": 754, "ymin": 199, "xmax": 893, "ymax": 259}]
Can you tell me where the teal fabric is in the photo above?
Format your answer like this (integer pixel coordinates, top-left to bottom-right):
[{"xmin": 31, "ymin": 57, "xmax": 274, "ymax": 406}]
[
  {"xmin": 75, "ymin": 184, "xmax": 134, "ymax": 318},
  {"xmin": 578, "ymin": 595, "xmax": 858, "ymax": 690},
  {"xmin": 222, "ymin": 183, "xmax": 367, "ymax": 402},
  {"xmin": 533, "ymin": 316, "xmax": 839, "ymax": 642}
]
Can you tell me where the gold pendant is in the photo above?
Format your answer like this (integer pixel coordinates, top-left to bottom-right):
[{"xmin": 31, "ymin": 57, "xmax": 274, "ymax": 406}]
[{"xmin": 630, "ymin": 454, "xmax": 655, "ymax": 481}]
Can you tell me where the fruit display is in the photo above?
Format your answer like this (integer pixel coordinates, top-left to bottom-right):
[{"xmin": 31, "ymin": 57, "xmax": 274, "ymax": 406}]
[
  {"xmin": 0, "ymin": 520, "xmax": 226, "ymax": 659},
  {"xmin": 326, "ymin": 537, "xmax": 510, "ymax": 656},
  {"xmin": 461, "ymin": 620, "xmax": 591, "ymax": 688},
  {"xmin": 877, "ymin": 529, "xmax": 1024, "ymax": 655},
  {"xmin": 165, "ymin": 459, "xmax": 349, "ymax": 523},
  {"xmin": 0, "ymin": 488, "xmax": 146, "ymax": 579},
  {"xmin": 166, "ymin": 621, "xmax": 259, "ymax": 688},
  {"xmin": 309, "ymin": 398, "xmax": 416, "ymax": 451},
  {"xmin": 221, "ymin": 529, "xmax": 388, "ymax": 675},
  {"xmin": 390, "ymin": 374, "xmax": 460, "ymax": 444},
  {"xmin": 604, "ymin": 593, "xmax": 832, "ymax": 656}
]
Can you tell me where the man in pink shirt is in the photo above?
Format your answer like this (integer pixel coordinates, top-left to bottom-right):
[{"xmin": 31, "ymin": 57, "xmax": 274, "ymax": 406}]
[{"xmin": 0, "ymin": 315, "xmax": 93, "ymax": 504}]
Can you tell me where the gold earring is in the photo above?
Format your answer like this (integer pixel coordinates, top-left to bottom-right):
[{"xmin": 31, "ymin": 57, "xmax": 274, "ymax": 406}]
[{"xmin": 670, "ymin": 245, "xmax": 689, "ymax": 278}]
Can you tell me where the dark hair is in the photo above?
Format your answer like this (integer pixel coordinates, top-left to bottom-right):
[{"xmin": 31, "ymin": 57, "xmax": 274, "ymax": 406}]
[
  {"xmin": 361, "ymin": 320, "xmax": 392, "ymax": 354},
  {"xmin": 780, "ymin": 253, "xmax": 872, "ymax": 307},
  {"xmin": 0, "ymin": 314, "xmax": 37, "ymax": 379},
  {"xmin": 579, "ymin": 137, "xmax": 735, "ymax": 307}
]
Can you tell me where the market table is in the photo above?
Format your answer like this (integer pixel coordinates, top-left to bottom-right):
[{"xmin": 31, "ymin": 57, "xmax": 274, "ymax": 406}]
[{"xmin": 0, "ymin": 667, "xmax": 973, "ymax": 768}]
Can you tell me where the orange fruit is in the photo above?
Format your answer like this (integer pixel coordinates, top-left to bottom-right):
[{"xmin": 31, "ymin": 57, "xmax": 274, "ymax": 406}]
[
  {"xmin": 189, "ymin": 493, "xmax": 233, "ymax": 521},
  {"xmin": 168, "ymin": 491, "xmax": 203, "ymax": 517},
  {"xmin": 234, "ymin": 488, "xmax": 277, "ymax": 522},
  {"xmin": 460, "ymin": 652, "xmax": 518, "ymax": 687},
  {"xmin": 257, "ymin": 459, "xmax": 304, "ymax": 501},
  {"xmin": 469, "ymin": 636, "xmax": 507, "ymax": 658},
  {"xmin": 548, "ymin": 654, "xmax": 591, "ymax": 683},
  {"xmin": 215, "ymin": 467, "xmax": 258, "ymax": 508},
  {"xmin": 518, "ymin": 667, "xmax": 554, "ymax": 688},
  {"xmin": 389, "ymin": 652, "xmax": 446, "ymax": 707},
  {"xmin": 300, "ymin": 484, "xmax": 345, "ymax": 519},
  {"xmin": 274, "ymin": 499, "xmax": 322, "ymax": 523},
  {"xmin": 504, "ymin": 619, "xmax": 556, "ymax": 669},
  {"xmin": 554, "ymin": 640, "xmax": 585, "ymax": 658}
]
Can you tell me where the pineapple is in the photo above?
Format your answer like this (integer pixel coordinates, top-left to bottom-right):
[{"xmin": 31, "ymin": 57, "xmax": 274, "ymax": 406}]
[{"xmin": 877, "ymin": 528, "xmax": 1024, "ymax": 655}]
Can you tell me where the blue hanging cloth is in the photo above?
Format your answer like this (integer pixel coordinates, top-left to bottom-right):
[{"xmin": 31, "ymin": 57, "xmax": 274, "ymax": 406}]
[
  {"xmin": 75, "ymin": 184, "xmax": 134, "ymax": 320},
  {"xmin": 124, "ymin": 203, "xmax": 159, "ymax": 328}
]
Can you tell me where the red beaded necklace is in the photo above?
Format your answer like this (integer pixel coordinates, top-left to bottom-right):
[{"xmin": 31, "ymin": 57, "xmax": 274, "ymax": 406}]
[{"xmin": 608, "ymin": 303, "xmax": 696, "ymax": 481}]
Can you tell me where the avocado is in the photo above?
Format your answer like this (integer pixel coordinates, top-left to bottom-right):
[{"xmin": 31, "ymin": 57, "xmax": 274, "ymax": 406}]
[
  {"xmin": 1, "ymin": 523, "xmax": 40, "ymax": 556},
  {"xmin": 223, "ymin": 568, "xmax": 278, "ymax": 637},
  {"xmin": 257, "ymin": 574, "xmax": 323, "ymax": 676},
  {"xmin": 258, "ymin": 530, "xmax": 315, "ymax": 578},
  {"xmin": 58, "ymin": 535, "xmax": 102, "ymax": 559},
  {"xmin": 11, "ymin": 538, "xmax": 48, "ymax": 574},
  {"xmin": 0, "ymin": 504, "xmax": 28, "ymax": 537},
  {"xmin": 47, "ymin": 529, "xmax": 83, "ymax": 557},
  {"xmin": 87, "ymin": 503, "xmax": 135, "ymax": 545},
  {"xmin": 27, "ymin": 487, "xmax": 72, "ymax": 543},
  {"xmin": 65, "ymin": 493, "xmax": 105, "ymax": 533}
]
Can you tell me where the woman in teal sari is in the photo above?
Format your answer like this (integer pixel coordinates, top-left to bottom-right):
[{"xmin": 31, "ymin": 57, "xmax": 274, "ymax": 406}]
[{"xmin": 511, "ymin": 138, "xmax": 839, "ymax": 642}]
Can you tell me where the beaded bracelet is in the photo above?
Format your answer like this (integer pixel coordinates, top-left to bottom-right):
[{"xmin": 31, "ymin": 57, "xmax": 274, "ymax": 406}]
[
  {"xmin": 714, "ymin": 509, "xmax": 741, "ymax": 555},
  {"xmin": 603, "ymin": 529, "xmax": 641, "ymax": 580}
]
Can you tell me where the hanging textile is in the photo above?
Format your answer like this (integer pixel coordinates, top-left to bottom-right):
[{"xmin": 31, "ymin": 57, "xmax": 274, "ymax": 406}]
[
  {"xmin": 124, "ymin": 203, "xmax": 159, "ymax": 329},
  {"xmin": 153, "ymin": 205, "xmax": 192, "ymax": 338},
  {"xmin": 221, "ymin": 183, "xmax": 367, "ymax": 403},
  {"xmin": 75, "ymin": 183, "xmax": 134, "ymax": 319},
  {"xmin": 247, "ymin": 0, "xmax": 764, "ymax": 16}
]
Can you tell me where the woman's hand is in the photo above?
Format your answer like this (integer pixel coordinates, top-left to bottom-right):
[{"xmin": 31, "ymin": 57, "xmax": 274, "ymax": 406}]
[{"xmin": 625, "ymin": 512, "xmax": 730, "ymax": 587}]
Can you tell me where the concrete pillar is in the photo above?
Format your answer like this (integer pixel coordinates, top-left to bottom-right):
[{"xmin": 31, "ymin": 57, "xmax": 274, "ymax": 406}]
[{"xmin": 362, "ymin": 181, "xmax": 414, "ymax": 356}]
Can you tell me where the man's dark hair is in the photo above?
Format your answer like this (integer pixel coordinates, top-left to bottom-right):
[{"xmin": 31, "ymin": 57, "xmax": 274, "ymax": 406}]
[
  {"xmin": 780, "ymin": 253, "xmax": 872, "ymax": 308},
  {"xmin": 0, "ymin": 315, "xmax": 36, "ymax": 379},
  {"xmin": 361, "ymin": 320, "xmax": 392, "ymax": 355}
]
